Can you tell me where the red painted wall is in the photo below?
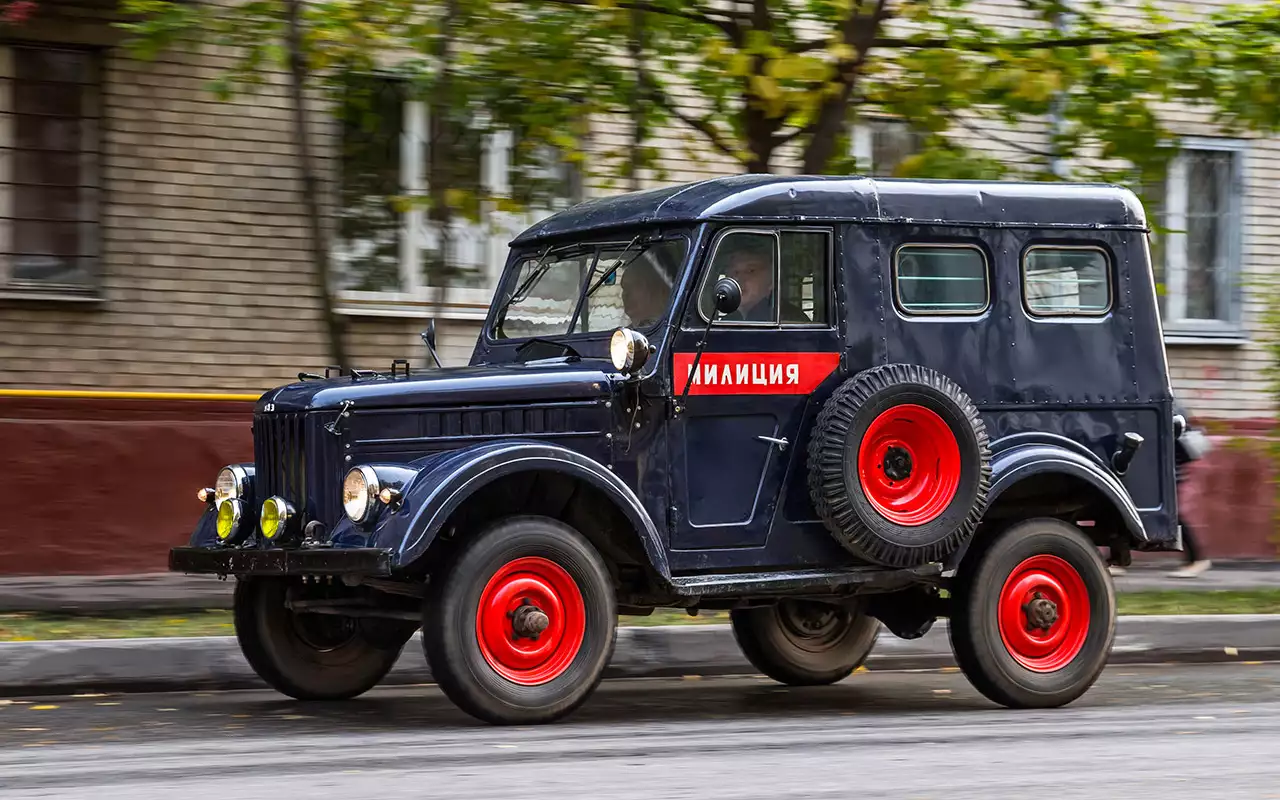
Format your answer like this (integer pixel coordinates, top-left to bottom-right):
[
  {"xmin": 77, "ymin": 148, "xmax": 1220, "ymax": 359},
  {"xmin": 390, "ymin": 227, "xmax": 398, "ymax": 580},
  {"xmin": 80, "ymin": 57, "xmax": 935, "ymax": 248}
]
[{"xmin": 0, "ymin": 397, "xmax": 253, "ymax": 576}]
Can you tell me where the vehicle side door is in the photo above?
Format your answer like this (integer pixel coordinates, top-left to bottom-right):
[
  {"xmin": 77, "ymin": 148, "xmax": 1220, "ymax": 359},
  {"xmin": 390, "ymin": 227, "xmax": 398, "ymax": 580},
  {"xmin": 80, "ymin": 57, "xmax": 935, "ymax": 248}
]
[{"xmin": 666, "ymin": 226, "xmax": 841, "ymax": 553}]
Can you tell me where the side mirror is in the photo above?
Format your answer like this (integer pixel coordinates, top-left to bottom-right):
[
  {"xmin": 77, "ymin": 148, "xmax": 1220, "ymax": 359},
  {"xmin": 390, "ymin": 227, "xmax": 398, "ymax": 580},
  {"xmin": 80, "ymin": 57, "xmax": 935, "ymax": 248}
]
[
  {"xmin": 713, "ymin": 277, "xmax": 742, "ymax": 317},
  {"xmin": 419, "ymin": 318, "xmax": 442, "ymax": 369},
  {"xmin": 674, "ymin": 277, "xmax": 742, "ymax": 417}
]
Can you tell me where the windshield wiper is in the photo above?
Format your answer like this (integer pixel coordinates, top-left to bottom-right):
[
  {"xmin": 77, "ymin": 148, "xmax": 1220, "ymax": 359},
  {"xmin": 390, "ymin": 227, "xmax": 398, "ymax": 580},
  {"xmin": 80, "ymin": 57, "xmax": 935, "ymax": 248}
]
[
  {"xmin": 513, "ymin": 336, "xmax": 582, "ymax": 362},
  {"xmin": 565, "ymin": 234, "xmax": 650, "ymax": 335},
  {"xmin": 494, "ymin": 244, "xmax": 557, "ymax": 331}
]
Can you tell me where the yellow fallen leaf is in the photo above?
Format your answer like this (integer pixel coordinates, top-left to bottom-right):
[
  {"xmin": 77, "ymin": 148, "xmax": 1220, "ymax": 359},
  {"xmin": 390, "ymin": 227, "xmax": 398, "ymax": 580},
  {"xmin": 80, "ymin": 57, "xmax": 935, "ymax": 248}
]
[
  {"xmin": 1224, "ymin": 646, "xmax": 1239, "ymax": 656},
  {"xmin": 167, "ymin": 619, "xmax": 189, "ymax": 625},
  {"xmin": 854, "ymin": 665, "xmax": 870, "ymax": 673},
  {"xmin": 29, "ymin": 705, "xmax": 59, "ymax": 711}
]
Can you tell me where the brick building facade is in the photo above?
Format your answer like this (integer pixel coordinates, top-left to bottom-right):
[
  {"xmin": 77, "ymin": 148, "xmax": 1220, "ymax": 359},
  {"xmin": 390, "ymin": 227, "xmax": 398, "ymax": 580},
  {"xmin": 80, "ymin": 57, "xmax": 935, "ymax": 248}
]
[{"xmin": 0, "ymin": 0, "xmax": 1275, "ymax": 576}]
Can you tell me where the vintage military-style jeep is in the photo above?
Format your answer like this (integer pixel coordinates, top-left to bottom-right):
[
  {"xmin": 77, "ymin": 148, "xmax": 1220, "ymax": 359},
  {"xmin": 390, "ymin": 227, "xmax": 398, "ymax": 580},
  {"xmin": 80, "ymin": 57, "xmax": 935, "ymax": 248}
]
[{"xmin": 172, "ymin": 175, "xmax": 1180, "ymax": 725}]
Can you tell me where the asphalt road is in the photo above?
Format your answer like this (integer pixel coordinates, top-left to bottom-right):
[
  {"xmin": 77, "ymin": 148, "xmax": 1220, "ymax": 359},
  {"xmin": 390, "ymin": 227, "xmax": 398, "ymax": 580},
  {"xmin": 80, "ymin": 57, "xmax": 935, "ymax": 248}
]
[{"xmin": 3, "ymin": 663, "xmax": 1280, "ymax": 799}]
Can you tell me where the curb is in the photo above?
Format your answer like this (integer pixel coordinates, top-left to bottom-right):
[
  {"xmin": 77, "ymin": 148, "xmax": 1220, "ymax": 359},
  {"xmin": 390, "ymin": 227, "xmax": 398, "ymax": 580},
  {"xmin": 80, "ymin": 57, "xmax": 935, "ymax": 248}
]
[
  {"xmin": 1, "ymin": 564, "xmax": 1277, "ymax": 613},
  {"xmin": 2, "ymin": 614, "xmax": 1278, "ymax": 697}
]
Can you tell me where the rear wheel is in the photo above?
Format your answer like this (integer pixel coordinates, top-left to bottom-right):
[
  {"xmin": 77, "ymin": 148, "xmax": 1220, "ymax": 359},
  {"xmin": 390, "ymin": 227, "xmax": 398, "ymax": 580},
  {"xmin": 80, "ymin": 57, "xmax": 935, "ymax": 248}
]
[
  {"xmin": 233, "ymin": 577, "xmax": 411, "ymax": 701},
  {"xmin": 950, "ymin": 518, "xmax": 1115, "ymax": 708},
  {"xmin": 422, "ymin": 515, "xmax": 616, "ymax": 725},
  {"xmin": 730, "ymin": 599, "xmax": 879, "ymax": 686}
]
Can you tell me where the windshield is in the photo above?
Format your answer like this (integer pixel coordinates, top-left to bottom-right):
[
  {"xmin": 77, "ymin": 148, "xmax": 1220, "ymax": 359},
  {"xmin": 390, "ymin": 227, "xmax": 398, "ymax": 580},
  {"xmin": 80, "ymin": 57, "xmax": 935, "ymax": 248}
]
[{"xmin": 493, "ymin": 236, "xmax": 689, "ymax": 341}]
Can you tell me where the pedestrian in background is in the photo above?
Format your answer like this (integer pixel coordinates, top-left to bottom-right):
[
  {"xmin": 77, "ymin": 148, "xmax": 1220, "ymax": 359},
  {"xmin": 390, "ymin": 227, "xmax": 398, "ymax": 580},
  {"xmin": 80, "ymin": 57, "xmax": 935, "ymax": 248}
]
[{"xmin": 1169, "ymin": 399, "xmax": 1213, "ymax": 578}]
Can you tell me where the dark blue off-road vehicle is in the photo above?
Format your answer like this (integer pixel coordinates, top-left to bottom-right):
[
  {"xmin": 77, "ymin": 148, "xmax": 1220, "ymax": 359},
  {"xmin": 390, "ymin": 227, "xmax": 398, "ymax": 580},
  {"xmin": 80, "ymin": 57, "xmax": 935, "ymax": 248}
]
[{"xmin": 173, "ymin": 174, "xmax": 1181, "ymax": 725}]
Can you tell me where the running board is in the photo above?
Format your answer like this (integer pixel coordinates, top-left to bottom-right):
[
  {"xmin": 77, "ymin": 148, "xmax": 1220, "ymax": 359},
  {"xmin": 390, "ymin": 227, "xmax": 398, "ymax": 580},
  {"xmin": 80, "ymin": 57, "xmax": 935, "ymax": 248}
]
[{"xmin": 668, "ymin": 563, "xmax": 943, "ymax": 599}]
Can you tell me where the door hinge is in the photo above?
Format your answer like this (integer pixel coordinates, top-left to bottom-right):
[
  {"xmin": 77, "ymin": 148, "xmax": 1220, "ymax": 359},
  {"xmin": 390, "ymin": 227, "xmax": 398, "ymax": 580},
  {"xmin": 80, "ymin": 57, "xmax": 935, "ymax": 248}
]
[{"xmin": 666, "ymin": 505, "xmax": 678, "ymax": 532}]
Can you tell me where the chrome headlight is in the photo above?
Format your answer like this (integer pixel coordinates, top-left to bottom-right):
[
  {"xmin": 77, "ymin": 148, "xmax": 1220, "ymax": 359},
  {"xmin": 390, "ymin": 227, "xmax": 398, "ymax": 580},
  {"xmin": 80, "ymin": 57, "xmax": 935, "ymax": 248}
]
[
  {"xmin": 259, "ymin": 496, "xmax": 295, "ymax": 541},
  {"xmin": 215, "ymin": 465, "xmax": 250, "ymax": 502},
  {"xmin": 343, "ymin": 466, "xmax": 380, "ymax": 523},
  {"xmin": 215, "ymin": 498, "xmax": 243, "ymax": 542},
  {"xmin": 610, "ymin": 327, "xmax": 651, "ymax": 375}
]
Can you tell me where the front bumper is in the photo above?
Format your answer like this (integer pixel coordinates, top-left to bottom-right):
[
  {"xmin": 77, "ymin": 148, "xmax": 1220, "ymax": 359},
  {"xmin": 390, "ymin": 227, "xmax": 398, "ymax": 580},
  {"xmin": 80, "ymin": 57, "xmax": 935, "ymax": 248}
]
[{"xmin": 169, "ymin": 546, "xmax": 393, "ymax": 577}]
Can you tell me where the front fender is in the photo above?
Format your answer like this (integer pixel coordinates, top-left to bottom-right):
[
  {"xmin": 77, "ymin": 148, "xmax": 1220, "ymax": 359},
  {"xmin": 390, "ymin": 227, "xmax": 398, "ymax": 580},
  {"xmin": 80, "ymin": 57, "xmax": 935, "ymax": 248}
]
[{"xmin": 336, "ymin": 441, "xmax": 671, "ymax": 584}]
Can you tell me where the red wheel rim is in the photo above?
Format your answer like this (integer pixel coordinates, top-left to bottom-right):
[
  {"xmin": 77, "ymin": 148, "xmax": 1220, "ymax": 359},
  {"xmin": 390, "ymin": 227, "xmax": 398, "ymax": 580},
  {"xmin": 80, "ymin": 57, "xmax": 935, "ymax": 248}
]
[
  {"xmin": 476, "ymin": 556, "xmax": 586, "ymax": 686},
  {"xmin": 857, "ymin": 404, "xmax": 961, "ymax": 526},
  {"xmin": 997, "ymin": 554, "xmax": 1091, "ymax": 673}
]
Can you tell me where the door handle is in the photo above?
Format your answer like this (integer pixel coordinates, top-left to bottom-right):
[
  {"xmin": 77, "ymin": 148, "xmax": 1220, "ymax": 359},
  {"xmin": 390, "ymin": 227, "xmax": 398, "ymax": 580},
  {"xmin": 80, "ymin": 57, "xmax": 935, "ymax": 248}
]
[{"xmin": 756, "ymin": 435, "xmax": 789, "ymax": 452}]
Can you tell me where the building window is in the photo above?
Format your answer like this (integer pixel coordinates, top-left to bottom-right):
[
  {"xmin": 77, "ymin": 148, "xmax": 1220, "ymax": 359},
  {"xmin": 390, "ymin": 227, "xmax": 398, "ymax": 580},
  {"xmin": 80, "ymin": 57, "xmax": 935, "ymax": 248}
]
[
  {"xmin": 1146, "ymin": 139, "xmax": 1245, "ymax": 335},
  {"xmin": 0, "ymin": 45, "xmax": 101, "ymax": 298},
  {"xmin": 893, "ymin": 244, "xmax": 989, "ymax": 316},
  {"xmin": 851, "ymin": 117, "xmax": 924, "ymax": 177},
  {"xmin": 333, "ymin": 74, "xmax": 580, "ymax": 308},
  {"xmin": 1022, "ymin": 246, "xmax": 1112, "ymax": 317}
]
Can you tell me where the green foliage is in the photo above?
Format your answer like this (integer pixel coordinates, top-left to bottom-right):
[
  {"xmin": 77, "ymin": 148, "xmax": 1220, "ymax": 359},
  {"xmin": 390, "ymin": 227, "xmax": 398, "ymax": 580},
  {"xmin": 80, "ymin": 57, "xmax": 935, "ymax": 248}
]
[{"xmin": 116, "ymin": 0, "xmax": 1280, "ymax": 293}]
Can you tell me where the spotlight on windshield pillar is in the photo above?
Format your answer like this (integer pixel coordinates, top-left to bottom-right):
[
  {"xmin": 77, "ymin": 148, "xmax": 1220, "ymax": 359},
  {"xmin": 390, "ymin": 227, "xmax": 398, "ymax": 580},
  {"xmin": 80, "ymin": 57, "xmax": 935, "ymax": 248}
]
[{"xmin": 611, "ymin": 328, "xmax": 652, "ymax": 376}]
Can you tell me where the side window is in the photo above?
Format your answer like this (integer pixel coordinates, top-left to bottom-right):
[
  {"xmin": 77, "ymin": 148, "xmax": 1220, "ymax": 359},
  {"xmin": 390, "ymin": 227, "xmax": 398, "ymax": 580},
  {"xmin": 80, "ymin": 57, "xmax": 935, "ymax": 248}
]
[
  {"xmin": 697, "ymin": 228, "xmax": 830, "ymax": 325},
  {"xmin": 780, "ymin": 230, "xmax": 829, "ymax": 325},
  {"xmin": 1022, "ymin": 246, "xmax": 1112, "ymax": 317},
  {"xmin": 894, "ymin": 245, "xmax": 989, "ymax": 315}
]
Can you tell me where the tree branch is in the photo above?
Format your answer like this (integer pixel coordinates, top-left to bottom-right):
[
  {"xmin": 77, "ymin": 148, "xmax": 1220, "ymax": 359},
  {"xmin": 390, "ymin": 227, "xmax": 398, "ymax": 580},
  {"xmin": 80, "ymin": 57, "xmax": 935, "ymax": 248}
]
[
  {"xmin": 635, "ymin": 60, "xmax": 741, "ymax": 162},
  {"xmin": 783, "ymin": 0, "xmax": 889, "ymax": 164},
  {"xmin": 873, "ymin": 17, "xmax": 1255, "ymax": 51},
  {"xmin": 536, "ymin": 0, "xmax": 743, "ymax": 44},
  {"xmin": 949, "ymin": 113, "xmax": 1059, "ymax": 159}
]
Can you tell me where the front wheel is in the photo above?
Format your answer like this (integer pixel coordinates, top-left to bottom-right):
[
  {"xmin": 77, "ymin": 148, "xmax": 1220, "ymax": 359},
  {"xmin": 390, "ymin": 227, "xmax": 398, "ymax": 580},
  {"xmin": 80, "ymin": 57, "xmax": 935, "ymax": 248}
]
[
  {"xmin": 422, "ymin": 515, "xmax": 617, "ymax": 725},
  {"xmin": 233, "ymin": 577, "xmax": 411, "ymax": 701},
  {"xmin": 950, "ymin": 518, "xmax": 1115, "ymax": 709},
  {"xmin": 730, "ymin": 599, "xmax": 880, "ymax": 686}
]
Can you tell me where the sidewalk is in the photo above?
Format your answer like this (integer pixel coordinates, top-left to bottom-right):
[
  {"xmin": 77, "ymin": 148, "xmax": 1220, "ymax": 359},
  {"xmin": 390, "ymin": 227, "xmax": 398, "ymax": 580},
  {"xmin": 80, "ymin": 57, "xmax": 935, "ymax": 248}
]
[{"xmin": 0, "ymin": 561, "xmax": 1275, "ymax": 613}]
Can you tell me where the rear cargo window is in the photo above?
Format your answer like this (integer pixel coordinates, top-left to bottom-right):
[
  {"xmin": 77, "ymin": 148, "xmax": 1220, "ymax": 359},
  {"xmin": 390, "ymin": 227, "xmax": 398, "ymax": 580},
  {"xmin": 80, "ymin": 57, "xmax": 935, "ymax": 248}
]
[
  {"xmin": 893, "ymin": 245, "xmax": 989, "ymax": 316},
  {"xmin": 1022, "ymin": 246, "xmax": 1112, "ymax": 317}
]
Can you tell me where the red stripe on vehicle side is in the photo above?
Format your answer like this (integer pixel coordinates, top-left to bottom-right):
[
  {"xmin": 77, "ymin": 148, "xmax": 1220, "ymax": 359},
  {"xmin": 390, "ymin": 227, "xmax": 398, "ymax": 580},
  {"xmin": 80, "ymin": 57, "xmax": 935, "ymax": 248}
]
[{"xmin": 672, "ymin": 352, "xmax": 840, "ymax": 396}]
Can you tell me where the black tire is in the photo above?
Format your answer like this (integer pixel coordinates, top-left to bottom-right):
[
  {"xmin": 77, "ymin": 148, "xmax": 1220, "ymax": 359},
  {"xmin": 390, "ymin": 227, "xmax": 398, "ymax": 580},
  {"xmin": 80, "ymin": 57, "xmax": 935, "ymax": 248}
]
[
  {"xmin": 807, "ymin": 363, "xmax": 991, "ymax": 567},
  {"xmin": 730, "ymin": 599, "xmax": 879, "ymax": 686},
  {"xmin": 950, "ymin": 518, "xmax": 1116, "ymax": 709},
  {"xmin": 422, "ymin": 515, "xmax": 617, "ymax": 725},
  {"xmin": 233, "ymin": 577, "xmax": 408, "ymax": 701}
]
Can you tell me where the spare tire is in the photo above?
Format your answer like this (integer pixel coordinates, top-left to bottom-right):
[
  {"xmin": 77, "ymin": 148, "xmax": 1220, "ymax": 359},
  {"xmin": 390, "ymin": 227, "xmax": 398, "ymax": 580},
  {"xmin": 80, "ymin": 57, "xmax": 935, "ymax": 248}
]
[{"xmin": 807, "ymin": 363, "xmax": 991, "ymax": 568}]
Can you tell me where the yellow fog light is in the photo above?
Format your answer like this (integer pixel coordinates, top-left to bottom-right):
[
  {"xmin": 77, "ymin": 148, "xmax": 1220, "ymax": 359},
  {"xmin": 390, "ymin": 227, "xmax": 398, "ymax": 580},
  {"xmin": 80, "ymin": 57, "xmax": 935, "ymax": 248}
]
[
  {"xmin": 215, "ymin": 498, "xmax": 243, "ymax": 542},
  {"xmin": 260, "ymin": 496, "xmax": 294, "ymax": 540}
]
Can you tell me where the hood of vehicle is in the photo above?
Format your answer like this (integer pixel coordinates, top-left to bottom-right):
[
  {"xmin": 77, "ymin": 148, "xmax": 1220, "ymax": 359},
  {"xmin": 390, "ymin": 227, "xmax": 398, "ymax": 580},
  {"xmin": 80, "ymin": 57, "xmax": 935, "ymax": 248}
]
[{"xmin": 257, "ymin": 360, "xmax": 617, "ymax": 413}]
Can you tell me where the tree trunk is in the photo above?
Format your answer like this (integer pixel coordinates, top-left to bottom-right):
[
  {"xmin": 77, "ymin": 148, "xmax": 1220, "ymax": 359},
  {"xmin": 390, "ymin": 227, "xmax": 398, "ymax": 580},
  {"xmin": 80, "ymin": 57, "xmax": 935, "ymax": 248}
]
[
  {"xmin": 627, "ymin": 5, "xmax": 645, "ymax": 191},
  {"xmin": 284, "ymin": 0, "xmax": 348, "ymax": 370}
]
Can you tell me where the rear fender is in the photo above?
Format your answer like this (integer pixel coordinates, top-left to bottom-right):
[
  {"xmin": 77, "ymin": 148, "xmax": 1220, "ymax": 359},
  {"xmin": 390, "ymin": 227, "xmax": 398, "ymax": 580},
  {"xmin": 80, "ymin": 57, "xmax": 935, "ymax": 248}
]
[
  {"xmin": 944, "ymin": 433, "xmax": 1148, "ymax": 571},
  {"xmin": 330, "ymin": 441, "xmax": 671, "ymax": 583}
]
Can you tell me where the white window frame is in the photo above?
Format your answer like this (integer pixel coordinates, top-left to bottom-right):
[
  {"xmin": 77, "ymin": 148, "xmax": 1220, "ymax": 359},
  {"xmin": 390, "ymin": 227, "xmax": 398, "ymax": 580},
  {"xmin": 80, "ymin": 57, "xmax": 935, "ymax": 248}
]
[
  {"xmin": 0, "ymin": 44, "xmax": 103, "ymax": 303},
  {"xmin": 333, "ymin": 98, "xmax": 573, "ymax": 321},
  {"xmin": 850, "ymin": 116, "xmax": 922, "ymax": 178},
  {"xmin": 1153, "ymin": 136, "xmax": 1246, "ymax": 343}
]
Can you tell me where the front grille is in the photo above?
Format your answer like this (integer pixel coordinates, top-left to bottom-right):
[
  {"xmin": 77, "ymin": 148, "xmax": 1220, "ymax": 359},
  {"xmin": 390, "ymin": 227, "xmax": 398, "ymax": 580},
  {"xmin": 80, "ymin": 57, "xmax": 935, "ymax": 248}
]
[
  {"xmin": 253, "ymin": 411, "xmax": 342, "ymax": 527},
  {"xmin": 254, "ymin": 411, "xmax": 307, "ymax": 518}
]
